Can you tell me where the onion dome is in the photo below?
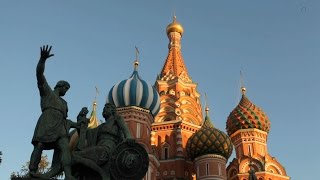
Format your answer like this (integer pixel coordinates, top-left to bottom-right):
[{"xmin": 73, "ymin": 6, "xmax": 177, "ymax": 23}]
[
  {"xmin": 226, "ymin": 87, "xmax": 271, "ymax": 136},
  {"xmin": 166, "ymin": 16, "xmax": 184, "ymax": 36},
  {"xmin": 186, "ymin": 107, "xmax": 233, "ymax": 160},
  {"xmin": 107, "ymin": 59, "xmax": 160, "ymax": 116},
  {"xmin": 88, "ymin": 101, "xmax": 100, "ymax": 128}
]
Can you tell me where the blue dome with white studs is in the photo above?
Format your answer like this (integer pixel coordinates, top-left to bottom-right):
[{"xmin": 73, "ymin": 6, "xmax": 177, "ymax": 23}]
[{"xmin": 107, "ymin": 61, "xmax": 160, "ymax": 116}]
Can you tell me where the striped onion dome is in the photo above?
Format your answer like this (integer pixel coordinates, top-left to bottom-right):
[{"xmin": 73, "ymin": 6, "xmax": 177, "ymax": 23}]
[
  {"xmin": 107, "ymin": 60, "xmax": 160, "ymax": 116},
  {"xmin": 186, "ymin": 107, "xmax": 233, "ymax": 160},
  {"xmin": 226, "ymin": 87, "xmax": 271, "ymax": 136}
]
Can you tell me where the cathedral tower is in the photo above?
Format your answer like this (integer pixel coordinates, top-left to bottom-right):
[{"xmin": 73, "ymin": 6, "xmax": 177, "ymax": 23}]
[
  {"xmin": 152, "ymin": 16, "xmax": 203, "ymax": 180},
  {"xmin": 226, "ymin": 87, "xmax": 290, "ymax": 180},
  {"xmin": 107, "ymin": 58, "xmax": 161, "ymax": 180},
  {"xmin": 187, "ymin": 105, "xmax": 233, "ymax": 180}
]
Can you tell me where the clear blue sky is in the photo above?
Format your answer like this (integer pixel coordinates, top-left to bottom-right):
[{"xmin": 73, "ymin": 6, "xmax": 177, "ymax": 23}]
[{"xmin": 0, "ymin": 1, "xmax": 319, "ymax": 179}]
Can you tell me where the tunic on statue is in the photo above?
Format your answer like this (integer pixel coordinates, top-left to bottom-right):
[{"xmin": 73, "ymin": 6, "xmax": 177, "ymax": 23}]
[{"xmin": 32, "ymin": 79, "xmax": 69, "ymax": 147}]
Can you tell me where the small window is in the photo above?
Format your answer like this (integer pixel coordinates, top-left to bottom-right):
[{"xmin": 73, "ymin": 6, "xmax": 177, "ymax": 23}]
[
  {"xmin": 248, "ymin": 145, "xmax": 252, "ymax": 156},
  {"xmin": 206, "ymin": 163, "xmax": 209, "ymax": 175},
  {"xmin": 136, "ymin": 123, "xmax": 141, "ymax": 138},
  {"xmin": 164, "ymin": 147, "xmax": 169, "ymax": 159}
]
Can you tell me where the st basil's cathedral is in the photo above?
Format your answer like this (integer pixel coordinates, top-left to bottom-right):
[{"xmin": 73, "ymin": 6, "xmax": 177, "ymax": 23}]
[{"xmin": 86, "ymin": 16, "xmax": 290, "ymax": 180}]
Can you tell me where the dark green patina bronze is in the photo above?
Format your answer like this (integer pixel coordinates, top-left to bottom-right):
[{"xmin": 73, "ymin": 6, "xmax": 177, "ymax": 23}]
[{"xmin": 28, "ymin": 46, "xmax": 149, "ymax": 180}]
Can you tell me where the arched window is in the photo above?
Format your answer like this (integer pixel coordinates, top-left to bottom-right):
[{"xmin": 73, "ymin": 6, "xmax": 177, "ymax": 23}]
[
  {"xmin": 136, "ymin": 122, "xmax": 141, "ymax": 138},
  {"xmin": 248, "ymin": 144, "xmax": 252, "ymax": 156},
  {"xmin": 162, "ymin": 143, "xmax": 170, "ymax": 160}
]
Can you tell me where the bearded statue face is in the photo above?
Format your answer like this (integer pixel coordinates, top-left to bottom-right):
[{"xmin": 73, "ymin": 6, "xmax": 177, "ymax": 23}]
[{"xmin": 102, "ymin": 103, "xmax": 116, "ymax": 119}]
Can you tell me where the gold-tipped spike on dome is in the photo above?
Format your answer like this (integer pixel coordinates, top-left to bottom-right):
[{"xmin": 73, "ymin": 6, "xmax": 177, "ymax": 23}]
[
  {"xmin": 204, "ymin": 93, "xmax": 210, "ymax": 118},
  {"xmin": 241, "ymin": 87, "xmax": 246, "ymax": 95},
  {"xmin": 240, "ymin": 71, "xmax": 246, "ymax": 95},
  {"xmin": 134, "ymin": 60, "xmax": 139, "ymax": 70},
  {"xmin": 205, "ymin": 106, "xmax": 209, "ymax": 115},
  {"xmin": 166, "ymin": 16, "xmax": 184, "ymax": 36},
  {"xmin": 88, "ymin": 86, "xmax": 100, "ymax": 128},
  {"xmin": 202, "ymin": 93, "xmax": 214, "ymax": 128},
  {"xmin": 88, "ymin": 100, "xmax": 100, "ymax": 128},
  {"xmin": 134, "ymin": 46, "xmax": 139, "ymax": 71}
]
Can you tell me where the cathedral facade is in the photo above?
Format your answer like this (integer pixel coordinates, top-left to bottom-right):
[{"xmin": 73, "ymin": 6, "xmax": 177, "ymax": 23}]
[{"xmin": 97, "ymin": 17, "xmax": 290, "ymax": 180}]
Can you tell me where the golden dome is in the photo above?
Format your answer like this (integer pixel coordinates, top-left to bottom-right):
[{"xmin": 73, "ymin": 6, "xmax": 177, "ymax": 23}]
[{"xmin": 166, "ymin": 16, "xmax": 184, "ymax": 36}]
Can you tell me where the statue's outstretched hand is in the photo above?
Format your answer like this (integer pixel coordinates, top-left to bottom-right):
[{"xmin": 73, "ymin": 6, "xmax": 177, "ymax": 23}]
[
  {"xmin": 77, "ymin": 107, "xmax": 89, "ymax": 122},
  {"xmin": 40, "ymin": 45, "xmax": 54, "ymax": 60}
]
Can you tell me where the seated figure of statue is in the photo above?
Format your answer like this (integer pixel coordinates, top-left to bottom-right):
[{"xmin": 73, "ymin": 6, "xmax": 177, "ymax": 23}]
[
  {"xmin": 42, "ymin": 103, "xmax": 134, "ymax": 180},
  {"xmin": 72, "ymin": 102, "xmax": 134, "ymax": 180}
]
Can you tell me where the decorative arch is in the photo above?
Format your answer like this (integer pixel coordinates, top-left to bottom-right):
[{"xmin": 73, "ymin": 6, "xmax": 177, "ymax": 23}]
[
  {"xmin": 265, "ymin": 163, "xmax": 283, "ymax": 175},
  {"xmin": 160, "ymin": 97, "xmax": 176, "ymax": 104},
  {"xmin": 240, "ymin": 158, "xmax": 263, "ymax": 173},
  {"xmin": 156, "ymin": 113, "xmax": 175, "ymax": 122}
]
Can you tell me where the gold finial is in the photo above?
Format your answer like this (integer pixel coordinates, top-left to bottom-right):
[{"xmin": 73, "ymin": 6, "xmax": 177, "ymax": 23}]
[
  {"xmin": 173, "ymin": 15, "xmax": 177, "ymax": 22},
  {"xmin": 240, "ymin": 70, "xmax": 246, "ymax": 95},
  {"xmin": 166, "ymin": 15, "xmax": 184, "ymax": 36},
  {"xmin": 204, "ymin": 93, "xmax": 210, "ymax": 117},
  {"xmin": 173, "ymin": 9, "xmax": 176, "ymax": 20},
  {"xmin": 241, "ymin": 87, "xmax": 246, "ymax": 95},
  {"xmin": 134, "ymin": 46, "xmax": 139, "ymax": 71}
]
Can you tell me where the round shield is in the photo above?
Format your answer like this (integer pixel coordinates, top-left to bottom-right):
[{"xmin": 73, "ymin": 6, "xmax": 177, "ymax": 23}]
[{"xmin": 110, "ymin": 141, "xmax": 149, "ymax": 180}]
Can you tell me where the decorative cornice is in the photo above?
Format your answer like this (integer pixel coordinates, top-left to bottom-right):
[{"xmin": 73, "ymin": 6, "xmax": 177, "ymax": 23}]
[
  {"xmin": 151, "ymin": 120, "xmax": 200, "ymax": 132},
  {"xmin": 194, "ymin": 154, "xmax": 227, "ymax": 162},
  {"xmin": 230, "ymin": 128, "xmax": 268, "ymax": 147},
  {"xmin": 117, "ymin": 105, "xmax": 151, "ymax": 114}
]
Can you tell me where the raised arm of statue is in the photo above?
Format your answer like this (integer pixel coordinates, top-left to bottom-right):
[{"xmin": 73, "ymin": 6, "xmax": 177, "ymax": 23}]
[{"xmin": 36, "ymin": 45, "xmax": 54, "ymax": 96}]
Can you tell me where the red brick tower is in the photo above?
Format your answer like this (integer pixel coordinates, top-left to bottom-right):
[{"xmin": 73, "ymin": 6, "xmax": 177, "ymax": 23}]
[
  {"xmin": 226, "ymin": 87, "xmax": 290, "ymax": 180},
  {"xmin": 152, "ymin": 16, "xmax": 203, "ymax": 180}
]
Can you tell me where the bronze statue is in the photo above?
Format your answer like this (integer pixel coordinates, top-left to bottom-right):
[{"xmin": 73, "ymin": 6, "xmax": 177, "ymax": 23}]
[
  {"xmin": 29, "ymin": 45, "xmax": 82, "ymax": 180},
  {"xmin": 29, "ymin": 46, "xmax": 149, "ymax": 179},
  {"xmin": 71, "ymin": 103, "xmax": 134, "ymax": 180},
  {"xmin": 39, "ymin": 103, "xmax": 149, "ymax": 180}
]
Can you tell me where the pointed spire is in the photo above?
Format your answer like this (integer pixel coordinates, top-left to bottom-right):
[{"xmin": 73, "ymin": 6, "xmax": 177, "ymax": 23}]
[
  {"xmin": 134, "ymin": 46, "xmax": 139, "ymax": 71},
  {"xmin": 240, "ymin": 71, "xmax": 246, "ymax": 95},
  {"xmin": 204, "ymin": 93, "xmax": 210, "ymax": 119},
  {"xmin": 202, "ymin": 93, "xmax": 214, "ymax": 128},
  {"xmin": 88, "ymin": 87, "xmax": 100, "ymax": 128},
  {"xmin": 160, "ymin": 16, "xmax": 191, "ymax": 82}
]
